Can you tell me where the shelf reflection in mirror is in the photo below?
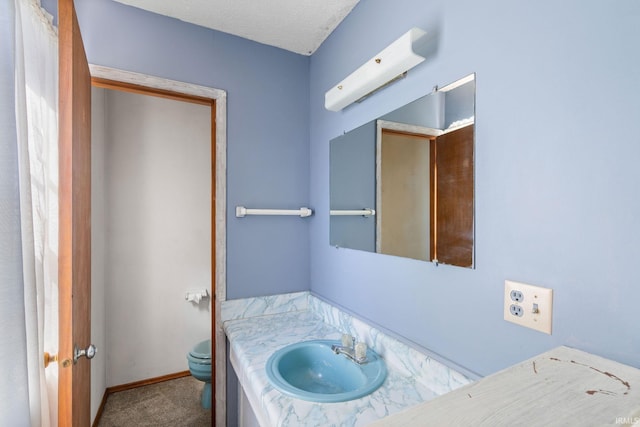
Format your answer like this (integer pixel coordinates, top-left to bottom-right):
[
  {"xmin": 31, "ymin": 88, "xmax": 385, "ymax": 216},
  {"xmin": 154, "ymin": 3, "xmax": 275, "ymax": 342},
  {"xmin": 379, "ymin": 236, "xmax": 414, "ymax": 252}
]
[{"xmin": 329, "ymin": 73, "xmax": 475, "ymax": 268}]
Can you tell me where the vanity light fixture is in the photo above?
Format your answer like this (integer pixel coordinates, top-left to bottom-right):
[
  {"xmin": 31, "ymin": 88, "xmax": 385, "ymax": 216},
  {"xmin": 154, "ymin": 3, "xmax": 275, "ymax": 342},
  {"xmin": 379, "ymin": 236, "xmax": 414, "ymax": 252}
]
[{"xmin": 324, "ymin": 28, "xmax": 429, "ymax": 112}]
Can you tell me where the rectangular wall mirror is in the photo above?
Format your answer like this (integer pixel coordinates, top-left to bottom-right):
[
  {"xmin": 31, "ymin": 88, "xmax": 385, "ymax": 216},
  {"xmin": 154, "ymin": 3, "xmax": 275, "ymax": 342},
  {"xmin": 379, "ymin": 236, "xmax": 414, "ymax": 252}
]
[{"xmin": 330, "ymin": 73, "xmax": 475, "ymax": 268}]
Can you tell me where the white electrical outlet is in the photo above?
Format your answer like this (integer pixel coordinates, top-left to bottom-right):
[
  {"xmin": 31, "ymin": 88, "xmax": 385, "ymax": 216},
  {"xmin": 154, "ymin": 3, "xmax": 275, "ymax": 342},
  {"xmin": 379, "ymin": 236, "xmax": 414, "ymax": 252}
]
[{"xmin": 503, "ymin": 280, "xmax": 553, "ymax": 334}]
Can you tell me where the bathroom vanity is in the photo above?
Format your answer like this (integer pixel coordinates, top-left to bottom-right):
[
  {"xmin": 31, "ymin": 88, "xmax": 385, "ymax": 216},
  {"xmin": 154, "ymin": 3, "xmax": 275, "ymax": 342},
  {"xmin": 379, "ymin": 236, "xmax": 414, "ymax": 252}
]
[
  {"xmin": 223, "ymin": 292, "xmax": 640, "ymax": 426},
  {"xmin": 222, "ymin": 292, "xmax": 473, "ymax": 426}
]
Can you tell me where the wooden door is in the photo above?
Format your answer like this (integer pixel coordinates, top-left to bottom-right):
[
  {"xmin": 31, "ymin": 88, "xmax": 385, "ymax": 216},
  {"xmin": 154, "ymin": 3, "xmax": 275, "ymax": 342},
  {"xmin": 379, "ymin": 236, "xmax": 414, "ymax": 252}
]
[
  {"xmin": 58, "ymin": 0, "xmax": 92, "ymax": 425},
  {"xmin": 431, "ymin": 125, "xmax": 474, "ymax": 267}
]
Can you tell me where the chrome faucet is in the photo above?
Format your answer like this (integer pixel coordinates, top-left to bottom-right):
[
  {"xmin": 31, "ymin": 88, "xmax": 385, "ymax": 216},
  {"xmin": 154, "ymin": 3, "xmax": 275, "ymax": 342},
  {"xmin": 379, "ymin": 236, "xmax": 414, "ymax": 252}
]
[{"xmin": 331, "ymin": 334, "xmax": 368, "ymax": 364}]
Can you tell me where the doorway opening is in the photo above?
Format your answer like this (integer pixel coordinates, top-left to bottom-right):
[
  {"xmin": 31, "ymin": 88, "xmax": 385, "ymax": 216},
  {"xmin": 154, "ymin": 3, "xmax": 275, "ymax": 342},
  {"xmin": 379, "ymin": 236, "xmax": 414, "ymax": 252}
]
[
  {"xmin": 376, "ymin": 120, "xmax": 474, "ymax": 267},
  {"xmin": 88, "ymin": 67, "xmax": 226, "ymax": 426}
]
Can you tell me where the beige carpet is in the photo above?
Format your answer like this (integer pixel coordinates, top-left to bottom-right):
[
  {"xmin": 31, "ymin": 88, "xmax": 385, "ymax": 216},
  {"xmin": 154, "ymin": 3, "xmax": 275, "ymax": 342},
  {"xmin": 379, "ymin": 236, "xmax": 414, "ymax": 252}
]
[{"xmin": 97, "ymin": 376, "xmax": 211, "ymax": 426}]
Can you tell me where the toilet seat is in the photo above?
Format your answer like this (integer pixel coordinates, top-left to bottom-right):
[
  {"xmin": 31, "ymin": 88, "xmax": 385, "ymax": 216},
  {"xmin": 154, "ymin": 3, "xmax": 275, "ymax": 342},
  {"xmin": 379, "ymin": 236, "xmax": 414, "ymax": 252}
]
[{"xmin": 188, "ymin": 339, "xmax": 211, "ymax": 364}]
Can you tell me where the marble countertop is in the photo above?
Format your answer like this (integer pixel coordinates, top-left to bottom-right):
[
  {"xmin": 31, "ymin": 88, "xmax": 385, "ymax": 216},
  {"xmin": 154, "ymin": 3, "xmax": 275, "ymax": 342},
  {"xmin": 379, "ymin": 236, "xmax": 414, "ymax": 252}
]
[{"xmin": 224, "ymin": 310, "xmax": 448, "ymax": 426}]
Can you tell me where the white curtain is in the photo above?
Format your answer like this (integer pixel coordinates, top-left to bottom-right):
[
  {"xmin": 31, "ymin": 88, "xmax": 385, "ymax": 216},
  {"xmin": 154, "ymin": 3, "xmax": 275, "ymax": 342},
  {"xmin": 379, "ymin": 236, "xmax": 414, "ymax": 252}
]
[{"xmin": 0, "ymin": 0, "xmax": 58, "ymax": 426}]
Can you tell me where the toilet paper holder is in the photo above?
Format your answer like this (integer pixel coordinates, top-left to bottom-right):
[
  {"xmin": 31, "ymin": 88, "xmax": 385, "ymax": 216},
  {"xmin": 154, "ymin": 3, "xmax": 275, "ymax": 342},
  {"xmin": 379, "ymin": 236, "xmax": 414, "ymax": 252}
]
[{"xmin": 185, "ymin": 289, "xmax": 209, "ymax": 303}]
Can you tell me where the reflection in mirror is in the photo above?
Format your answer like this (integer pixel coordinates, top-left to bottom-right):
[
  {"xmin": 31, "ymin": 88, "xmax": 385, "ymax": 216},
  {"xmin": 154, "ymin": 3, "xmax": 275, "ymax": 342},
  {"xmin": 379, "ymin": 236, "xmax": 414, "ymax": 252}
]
[{"xmin": 330, "ymin": 74, "xmax": 475, "ymax": 268}]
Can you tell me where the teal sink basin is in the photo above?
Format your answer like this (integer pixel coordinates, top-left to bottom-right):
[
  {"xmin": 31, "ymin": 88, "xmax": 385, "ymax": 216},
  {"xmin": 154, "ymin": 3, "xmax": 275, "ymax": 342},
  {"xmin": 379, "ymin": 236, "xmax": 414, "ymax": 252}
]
[{"xmin": 265, "ymin": 339, "xmax": 387, "ymax": 403}]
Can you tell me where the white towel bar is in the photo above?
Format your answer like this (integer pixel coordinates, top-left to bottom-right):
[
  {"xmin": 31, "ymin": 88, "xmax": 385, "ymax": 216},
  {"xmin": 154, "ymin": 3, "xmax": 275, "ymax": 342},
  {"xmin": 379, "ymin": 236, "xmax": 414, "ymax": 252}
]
[
  {"xmin": 330, "ymin": 209, "xmax": 376, "ymax": 217},
  {"xmin": 236, "ymin": 206, "xmax": 313, "ymax": 218}
]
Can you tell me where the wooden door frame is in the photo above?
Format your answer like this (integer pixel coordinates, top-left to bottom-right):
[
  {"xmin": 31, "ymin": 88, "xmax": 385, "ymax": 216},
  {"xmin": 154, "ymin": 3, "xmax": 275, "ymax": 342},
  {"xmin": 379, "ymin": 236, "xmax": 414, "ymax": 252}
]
[{"xmin": 89, "ymin": 65, "xmax": 227, "ymax": 426}]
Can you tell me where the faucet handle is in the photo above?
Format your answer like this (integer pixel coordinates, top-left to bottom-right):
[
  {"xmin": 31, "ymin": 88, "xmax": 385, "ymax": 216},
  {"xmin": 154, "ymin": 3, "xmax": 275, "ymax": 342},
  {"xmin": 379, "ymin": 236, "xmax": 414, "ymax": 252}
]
[
  {"xmin": 341, "ymin": 333, "xmax": 355, "ymax": 348},
  {"xmin": 355, "ymin": 342, "xmax": 368, "ymax": 362}
]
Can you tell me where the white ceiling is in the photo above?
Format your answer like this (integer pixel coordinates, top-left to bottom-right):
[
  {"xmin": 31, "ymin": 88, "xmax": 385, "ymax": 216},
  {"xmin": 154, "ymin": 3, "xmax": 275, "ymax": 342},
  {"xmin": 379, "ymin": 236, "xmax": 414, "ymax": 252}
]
[{"xmin": 113, "ymin": 0, "xmax": 360, "ymax": 56}]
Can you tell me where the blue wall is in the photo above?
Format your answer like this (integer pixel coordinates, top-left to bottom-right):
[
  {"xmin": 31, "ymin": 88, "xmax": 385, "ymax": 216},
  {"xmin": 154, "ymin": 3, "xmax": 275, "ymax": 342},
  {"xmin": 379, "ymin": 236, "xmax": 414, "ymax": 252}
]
[
  {"xmin": 67, "ymin": 0, "xmax": 311, "ymax": 299},
  {"xmin": 310, "ymin": 0, "xmax": 640, "ymax": 376},
  {"xmin": 47, "ymin": 0, "xmax": 640, "ymax": 377}
]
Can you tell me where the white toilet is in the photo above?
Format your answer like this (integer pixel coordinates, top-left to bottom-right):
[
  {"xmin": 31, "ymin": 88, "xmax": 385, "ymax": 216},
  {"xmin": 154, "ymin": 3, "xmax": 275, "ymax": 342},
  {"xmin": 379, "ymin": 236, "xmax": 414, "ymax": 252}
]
[{"xmin": 187, "ymin": 339, "xmax": 212, "ymax": 409}]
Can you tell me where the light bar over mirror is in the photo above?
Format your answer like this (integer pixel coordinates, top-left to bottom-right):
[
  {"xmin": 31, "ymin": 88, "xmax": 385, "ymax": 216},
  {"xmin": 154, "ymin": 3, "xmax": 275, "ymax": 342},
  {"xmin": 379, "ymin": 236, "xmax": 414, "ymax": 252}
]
[{"xmin": 324, "ymin": 28, "xmax": 429, "ymax": 112}]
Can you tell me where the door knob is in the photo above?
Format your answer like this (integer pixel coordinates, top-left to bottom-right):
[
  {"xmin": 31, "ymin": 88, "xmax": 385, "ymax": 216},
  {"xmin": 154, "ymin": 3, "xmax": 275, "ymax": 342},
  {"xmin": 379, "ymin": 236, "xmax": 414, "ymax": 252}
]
[{"xmin": 73, "ymin": 344, "xmax": 97, "ymax": 364}]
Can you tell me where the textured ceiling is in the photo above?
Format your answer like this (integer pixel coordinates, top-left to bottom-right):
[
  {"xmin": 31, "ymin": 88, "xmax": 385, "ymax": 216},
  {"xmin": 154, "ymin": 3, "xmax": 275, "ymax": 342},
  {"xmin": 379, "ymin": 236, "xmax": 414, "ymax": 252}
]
[{"xmin": 113, "ymin": 0, "xmax": 360, "ymax": 56}]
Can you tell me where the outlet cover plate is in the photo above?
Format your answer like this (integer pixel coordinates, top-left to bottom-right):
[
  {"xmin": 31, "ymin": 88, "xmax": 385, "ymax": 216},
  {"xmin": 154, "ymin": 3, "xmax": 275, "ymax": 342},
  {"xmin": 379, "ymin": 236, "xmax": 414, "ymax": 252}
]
[{"xmin": 504, "ymin": 280, "xmax": 553, "ymax": 334}]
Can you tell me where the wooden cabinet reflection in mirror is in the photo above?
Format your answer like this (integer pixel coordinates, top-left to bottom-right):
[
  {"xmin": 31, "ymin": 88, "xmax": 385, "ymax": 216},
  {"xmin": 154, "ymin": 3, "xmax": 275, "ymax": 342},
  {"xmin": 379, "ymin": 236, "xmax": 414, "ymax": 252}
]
[{"xmin": 430, "ymin": 124, "xmax": 474, "ymax": 267}]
